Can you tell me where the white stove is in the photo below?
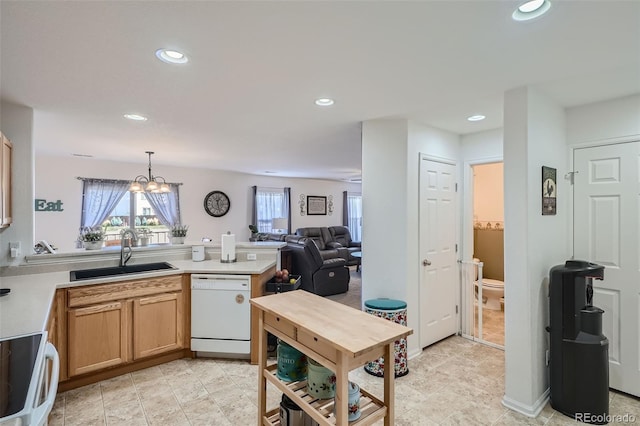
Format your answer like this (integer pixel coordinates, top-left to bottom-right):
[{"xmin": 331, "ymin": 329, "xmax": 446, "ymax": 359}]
[{"xmin": 0, "ymin": 332, "xmax": 59, "ymax": 426}]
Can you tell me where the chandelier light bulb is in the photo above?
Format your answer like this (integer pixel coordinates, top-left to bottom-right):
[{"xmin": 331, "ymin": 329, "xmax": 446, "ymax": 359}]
[{"xmin": 145, "ymin": 181, "xmax": 159, "ymax": 192}]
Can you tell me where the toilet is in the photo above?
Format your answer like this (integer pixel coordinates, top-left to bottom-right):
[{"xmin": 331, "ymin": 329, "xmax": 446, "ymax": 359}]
[{"xmin": 473, "ymin": 259, "xmax": 504, "ymax": 311}]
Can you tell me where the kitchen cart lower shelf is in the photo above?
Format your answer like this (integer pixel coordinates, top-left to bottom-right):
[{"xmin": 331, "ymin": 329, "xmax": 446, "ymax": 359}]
[{"xmin": 262, "ymin": 364, "xmax": 387, "ymax": 426}]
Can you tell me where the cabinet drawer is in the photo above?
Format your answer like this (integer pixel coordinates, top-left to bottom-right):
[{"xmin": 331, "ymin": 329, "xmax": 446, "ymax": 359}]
[
  {"xmin": 297, "ymin": 329, "xmax": 337, "ymax": 364},
  {"xmin": 68, "ymin": 275, "xmax": 182, "ymax": 307},
  {"xmin": 264, "ymin": 312, "xmax": 296, "ymax": 340}
]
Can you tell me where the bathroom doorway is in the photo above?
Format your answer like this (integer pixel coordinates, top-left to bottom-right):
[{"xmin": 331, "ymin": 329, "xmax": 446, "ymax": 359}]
[{"xmin": 461, "ymin": 161, "xmax": 504, "ymax": 349}]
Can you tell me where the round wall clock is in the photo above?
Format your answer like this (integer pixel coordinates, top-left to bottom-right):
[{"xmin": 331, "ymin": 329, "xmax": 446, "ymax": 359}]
[{"xmin": 204, "ymin": 190, "xmax": 231, "ymax": 217}]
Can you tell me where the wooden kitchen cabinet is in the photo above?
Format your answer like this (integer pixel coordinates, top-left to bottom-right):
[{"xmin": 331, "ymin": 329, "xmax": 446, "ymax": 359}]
[
  {"xmin": 61, "ymin": 275, "xmax": 188, "ymax": 388},
  {"xmin": 68, "ymin": 300, "xmax": 130, "ymax": 376},
  {"xmin": 133, "ymin": 291, "xmax": 183, "ymax": 359},
  {"xmin": 0, "ymin": 132, "xmax": 13, "ymax": 227}
]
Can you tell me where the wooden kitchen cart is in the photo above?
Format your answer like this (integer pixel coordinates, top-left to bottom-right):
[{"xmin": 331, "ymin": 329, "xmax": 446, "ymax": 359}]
[{"xmin": 251, "ymin": 291, "xmax": 413, "ymax": 426}]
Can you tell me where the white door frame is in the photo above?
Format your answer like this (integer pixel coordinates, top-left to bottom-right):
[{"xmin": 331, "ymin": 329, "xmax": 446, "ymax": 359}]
[
  {"xmin": 461, "ymin": 156, "xmax": 503, "ymax": 261},
  {"xmin": 460, "ymin": 155, "xmax": 504, "ymax": 348}
]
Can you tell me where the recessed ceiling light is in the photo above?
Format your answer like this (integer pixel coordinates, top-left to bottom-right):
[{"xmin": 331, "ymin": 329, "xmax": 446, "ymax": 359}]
[
  {"xmin": 155, "ymin": 48, "xmax": 189, "ymax": 64},
  {"xmin": 124, "ymin": 114, "xmax": 148, "ymax": 121},
  {"xmin": 315, "ymin": 98, "xmax": 335, "ymax": 106},
  {"xmin": 513, "ymin": 0, "xmax": 551, "ymax": 21},
  {"xmin": 467, "ymin": 115, "xmax": 486, "ymax": 122}
]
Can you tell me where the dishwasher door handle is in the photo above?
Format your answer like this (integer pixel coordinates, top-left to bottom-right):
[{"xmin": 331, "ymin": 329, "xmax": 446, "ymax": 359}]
[{"xmin": 192, "ymin": 282, "xmax": 249, "ymax": 290}]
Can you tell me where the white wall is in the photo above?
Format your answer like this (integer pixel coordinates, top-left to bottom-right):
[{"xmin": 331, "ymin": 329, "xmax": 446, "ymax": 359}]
[
  {"xmin": 0, "ymin": 102, "xmax": 34, "ymax": 267},
  {"xmin": 34, "ymin": 155, "xmax": 361, "ymax": 253},
  {"xmin": 473, "ymin": 162, "xmax": 504, "ymax": 223},
  {"xmin": 502, "ymin": 87, "xmax": 569, "ymax": 416},
  {"xmin": 566, "ymin": 94, "xmax": 640, "ymax": 145},
  {"xmin": 361, "ymin": 118, "xmax": 460, "ymax": 358},
  {"xmin": 461, "ymin": 128, "xmax": 503, "ymax": 161},
  {"xmin": 361, "ymin": 119, "xmax": 409, "ymax": 299}
]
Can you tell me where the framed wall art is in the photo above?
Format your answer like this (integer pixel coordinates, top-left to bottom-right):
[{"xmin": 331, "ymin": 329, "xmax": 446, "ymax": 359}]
[
  {"xmin": 542, "ymin": 166, "xmax": 557, "ymax": 215},
  {"xmin": 307, "ymin": 195, "xmax": 327, "ymax": 215}
]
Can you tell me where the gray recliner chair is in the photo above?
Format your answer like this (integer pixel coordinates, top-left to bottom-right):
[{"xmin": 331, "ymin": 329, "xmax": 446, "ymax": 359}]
[
  {"xmin": 285, "ymin": 237, "xmax": 350, "ymax": 296},
  {"xmin": 328, "ymin": 226, "xmax": 361, "ymax": 267}
]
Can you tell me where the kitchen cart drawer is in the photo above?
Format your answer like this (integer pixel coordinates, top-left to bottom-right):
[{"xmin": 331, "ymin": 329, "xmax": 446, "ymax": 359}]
[
  {"xmin": 68, "ymin": 275, "xmax": 183, "ymax": 307},
  {"xmin": 264, "ymin": 312, "xmax": 297, "ymax": 340},
  {"xmin": 297, "ymin": 329, "xmax": 337, "ymax": 364}
]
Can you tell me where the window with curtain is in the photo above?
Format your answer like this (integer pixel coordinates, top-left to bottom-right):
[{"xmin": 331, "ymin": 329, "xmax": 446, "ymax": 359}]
[
  {"xmin": 252, "ymin": 186, "xmax": 291, "ymax": 233},
  {"xmin": 343, "ymin": 191, "xmax": 362, "ymax": 242},
  {"xmin": 80, "ymin": 178, "xmax": 181, "ymax": 244}
]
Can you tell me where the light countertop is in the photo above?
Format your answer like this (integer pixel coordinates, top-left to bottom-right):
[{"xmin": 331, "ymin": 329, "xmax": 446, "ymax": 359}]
[{"xmin": 0, "ymin": 258, "xmax": 275, "ymax": 340}]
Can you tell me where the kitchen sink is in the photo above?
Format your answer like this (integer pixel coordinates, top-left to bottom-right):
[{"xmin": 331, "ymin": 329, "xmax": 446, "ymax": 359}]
[{"xmin": 69, "ymin": 262, "xmax": 177, "ymax": 281}]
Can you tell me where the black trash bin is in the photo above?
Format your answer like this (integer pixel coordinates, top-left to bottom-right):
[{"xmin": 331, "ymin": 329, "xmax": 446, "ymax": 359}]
[{"xmin": 547, "ymin": 260, "xmax": 608, "ymax": 424}]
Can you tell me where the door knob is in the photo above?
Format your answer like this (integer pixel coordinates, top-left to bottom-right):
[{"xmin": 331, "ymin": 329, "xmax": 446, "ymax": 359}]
[{"xmin": 423, "ymin": 259, "xmax": 432, "ymax": 266}]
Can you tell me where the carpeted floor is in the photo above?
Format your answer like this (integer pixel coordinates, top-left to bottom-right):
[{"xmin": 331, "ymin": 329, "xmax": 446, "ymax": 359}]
[{"xmin": 325, "ymin": 266, "xmax": 362, "ymax": 310}]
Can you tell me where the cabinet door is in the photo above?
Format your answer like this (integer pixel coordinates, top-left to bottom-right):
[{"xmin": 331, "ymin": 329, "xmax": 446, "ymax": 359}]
[
  {"xmin": 0, "ymin": 133, "xmax": 12, "ymax": 227},
  {"xmin": 68, "ymin": 301, "xmax": 130, "ymax": 376},
  {"xmin": 133, "ymin": 292, "xmax": 183, "ymax": 359}
]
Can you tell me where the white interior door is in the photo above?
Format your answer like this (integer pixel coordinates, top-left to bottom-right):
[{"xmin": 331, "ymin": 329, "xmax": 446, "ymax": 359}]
[
  {"xmin": 573, "ymin": 141, "xmax": 640, "ymax": 397},
  {"xmin": 419, "ymin": 156, "xmax": 458, "ymax": 348}
]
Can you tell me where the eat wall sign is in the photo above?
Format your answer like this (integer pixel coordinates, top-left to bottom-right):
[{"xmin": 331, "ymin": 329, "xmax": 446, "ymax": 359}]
[{"xmin": 34, "ymin": 198, "xmax": 64, "ymax": 212}]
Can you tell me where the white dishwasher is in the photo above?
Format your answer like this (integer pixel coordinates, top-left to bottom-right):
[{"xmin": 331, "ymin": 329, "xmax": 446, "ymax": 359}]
[{"xmin": 191, "ymin": 274, "xmax": 251, "ymax": 356}]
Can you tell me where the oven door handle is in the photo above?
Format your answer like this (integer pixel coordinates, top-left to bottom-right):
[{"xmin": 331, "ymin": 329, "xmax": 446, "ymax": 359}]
[{"xmin": 30, "ymin": 342, "xmax": 60, "ymax": 426}]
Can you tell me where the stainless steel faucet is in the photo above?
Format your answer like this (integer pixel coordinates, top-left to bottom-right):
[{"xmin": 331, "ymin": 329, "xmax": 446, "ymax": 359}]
[{"xmin": 120, "ymin": 228, "xmax": 138, "ymax": 267}]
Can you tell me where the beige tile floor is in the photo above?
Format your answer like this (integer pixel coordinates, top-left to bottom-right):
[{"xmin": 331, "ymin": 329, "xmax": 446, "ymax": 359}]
[
  {"xmin": 48, "ymin": 336, "xmax": 640, "ymax": 425},
  {"xmin": 473, "ymin": 305, "xmax": 505, "ymax": 347}
]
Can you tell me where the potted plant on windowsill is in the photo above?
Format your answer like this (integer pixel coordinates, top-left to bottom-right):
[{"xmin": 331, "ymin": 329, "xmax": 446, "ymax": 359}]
[
  {"xmin": 170, "ymin": 224, "xmax": 189, "ymax": 244},
  {"xmin": 80, "ymin": 226, "xmax": 106, "ymax": 250},
  {"xmin": 138, "ymin": 228, "xmax": 152, "ymax": 246}
]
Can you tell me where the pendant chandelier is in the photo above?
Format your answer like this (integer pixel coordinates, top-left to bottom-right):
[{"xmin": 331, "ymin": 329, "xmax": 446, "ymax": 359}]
[{"xmin": 129, "ymin": 151, "xmax": 171, "ymax": 193}]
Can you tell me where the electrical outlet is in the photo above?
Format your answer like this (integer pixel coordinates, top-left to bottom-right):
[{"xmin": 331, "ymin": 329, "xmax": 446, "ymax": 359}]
[{"xmin": 247, "ymin": 253, "xmax": 257, "ymax": 261}]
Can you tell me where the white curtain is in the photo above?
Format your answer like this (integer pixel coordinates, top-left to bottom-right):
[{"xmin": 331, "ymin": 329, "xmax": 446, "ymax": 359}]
[
  {"xmin": 145, "ymin": 184, "xmax": 182, "ymax": 227},
  {"xmin": 255, "ymin": 187, "xmax": 288, "ymax": 233},
  {"xmin": 80, "ymin": 179, "xmax": 129, "ymax": 229},
  {"xmin": 346, "ymin": 193, "xmax": 362, "ymax": 242}
]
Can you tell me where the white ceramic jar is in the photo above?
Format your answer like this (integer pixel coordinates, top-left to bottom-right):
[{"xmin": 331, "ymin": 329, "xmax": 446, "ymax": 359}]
[{"xmin": 306, "ymin": 358, "xmax": 335, "ymax": 399}]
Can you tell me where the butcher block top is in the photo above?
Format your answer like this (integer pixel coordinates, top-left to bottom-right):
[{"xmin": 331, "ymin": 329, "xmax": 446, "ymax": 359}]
[{"xmin": 250, "ymin": 290, "xmax": 413, "ymax": 359}]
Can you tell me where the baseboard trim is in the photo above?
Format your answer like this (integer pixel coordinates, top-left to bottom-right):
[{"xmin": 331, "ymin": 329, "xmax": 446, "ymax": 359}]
[
  {"xmin": 502, "ymin": 387, "xmax": 550, "ymax": 418},
  {"xmin": 407, "ymin": 348, "xmax": 422, "ymax": 360}
]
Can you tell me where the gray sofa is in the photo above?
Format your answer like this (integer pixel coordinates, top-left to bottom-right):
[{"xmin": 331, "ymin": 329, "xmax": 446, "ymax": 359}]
[
  {"xmin": 328, "ymin": 226, "xmax": 361, "ymax": 267},
  {"xmin": 294, "ymin": 227, "xmax": 347, "ymax": 260}
]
